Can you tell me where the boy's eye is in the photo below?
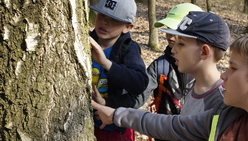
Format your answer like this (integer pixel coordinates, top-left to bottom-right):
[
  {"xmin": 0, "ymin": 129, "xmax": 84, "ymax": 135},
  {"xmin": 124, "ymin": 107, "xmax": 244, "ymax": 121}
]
[
  {"xmin": 98, "ymin": 13, "xmax": 105, "ymax": 17},
  {"xmin": 178, "ymin": 42, "xmax": 184, "ymax": 46},
  {"xmin": 228, "ymin": 64, "xmax": 237, "ymax": 71},
  {"xmin": 111, "ymin": 18, "xmax": 119, "ymax": 23},
  {"xmin": 109, "ymin": 17, "xmax": 121, "ymax": 23},
  {"xmin": 230, "ymin": 67, "xmax": 237, "ymax": 71},
  {"xmin": 228, "ymin": 61, "xmax": 237, "ymax": 71}
]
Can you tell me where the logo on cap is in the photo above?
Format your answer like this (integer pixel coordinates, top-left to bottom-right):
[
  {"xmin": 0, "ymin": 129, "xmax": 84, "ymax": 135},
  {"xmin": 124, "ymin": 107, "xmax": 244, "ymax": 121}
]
[
  {"xmin": 179, "ymin": 17, "xmax": 193, "ymax": 30},
  {"xmin": 105, "ymin": 0, "xmax": 117, "ymax": 10}
]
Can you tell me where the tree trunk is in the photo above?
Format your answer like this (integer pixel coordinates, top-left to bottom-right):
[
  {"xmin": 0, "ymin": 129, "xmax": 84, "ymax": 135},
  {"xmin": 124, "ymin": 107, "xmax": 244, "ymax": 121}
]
[
  {"xmin": 206, "ymin": 0, "xmax": 211, "ymax": 12},
  {"xmin": 89, "ymin": 0, "xmax": 98, "ymax": 24},
  {"xmin": 244, "ymin": 0, "xmax": 248, "ymax": 13},
  {"xmin": 148, "ymin": 0, "xmax": 159, "ymax": 50},
  {"xmin": 0, "ymin": 0, "xmax": 95, "ymax": 141}
]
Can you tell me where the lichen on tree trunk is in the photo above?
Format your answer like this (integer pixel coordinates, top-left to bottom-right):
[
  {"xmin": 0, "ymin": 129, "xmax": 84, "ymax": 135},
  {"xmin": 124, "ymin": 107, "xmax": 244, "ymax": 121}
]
[{"xmin": 0, "ymin": 0, "xmax": 95, "ymax": 140}]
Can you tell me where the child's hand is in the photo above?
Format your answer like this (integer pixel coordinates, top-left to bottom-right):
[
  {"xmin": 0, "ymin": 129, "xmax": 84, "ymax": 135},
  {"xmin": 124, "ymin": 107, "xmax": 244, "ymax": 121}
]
[
  {"xmin": 91, "ymin": 100, "xmax": 115, "ymax": 129},
  {"xmin": 89, "ymin": 37, "xmax": 106, "ymax": 64},
  {"xmin": 89, "ymin": 37, "xmax": 112, "ymax": 71},
  {"xmin": 92, "ymin": 85, "xmax": 106, "ymax": 105}
]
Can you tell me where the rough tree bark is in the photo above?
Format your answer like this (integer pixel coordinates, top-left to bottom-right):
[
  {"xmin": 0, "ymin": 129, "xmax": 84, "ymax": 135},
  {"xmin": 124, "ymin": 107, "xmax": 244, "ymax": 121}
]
[
  {"xmin": 0, "ymin": 0, "xmax": 94, "ymax": 140},
  {"xmin": 148, "ymin": 0, "xmax": 159, "ymax": 50}
]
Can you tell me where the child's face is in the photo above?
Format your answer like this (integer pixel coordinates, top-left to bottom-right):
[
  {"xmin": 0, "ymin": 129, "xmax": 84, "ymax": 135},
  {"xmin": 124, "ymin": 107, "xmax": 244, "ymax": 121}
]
[
  {"xmin": 94, "ymin": 13, "xmax": 133, "ymax": 40},
  {"xmin": 166, "ymin": 33, "xmax": 176, "ymax": 47},
  {"xmin": 221, "ymin": 51, "xmax": 248, "ymax": 111},
  {"xmin": 171, "ymin": 36, "xmax": 202, "ymax": 74}
]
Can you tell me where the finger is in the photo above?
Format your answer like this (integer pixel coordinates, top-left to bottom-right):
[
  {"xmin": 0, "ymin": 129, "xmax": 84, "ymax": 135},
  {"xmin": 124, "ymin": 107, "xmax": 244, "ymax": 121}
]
[
  {"xmin": 91, "ymin": 100, "xmax": 101, "ymax": 110},
  {"xmin": 92, "ymin": 86, "xmax": 102, "ymax": 99},
  {"xmin": 93, "ymin": 85, "xmax": 97, "ymax": 93},
  {"xmin": 89, "ymin": 37, "xmax": 96, "ymax": 45},
  {"xmin": 89, "ymin": 37, "xmax": 94, "ymax": 48},
  {"xmin": 94, "ymin": 110, "xmax": 99, "ymax": 116},
  {"xmin": 89, "ymin": 37, "xmax": 99, "ymax": 49},
  {"xmin": 96, "ymin": 116, "xmax": 101, "ymax": 120},
  {"xmin": 92, "ymin": 85, "xmax": 97, "ymax": 98},
  {"xmin": 100, "ymin": 123, "xmax": 107, "ymax": 129}
]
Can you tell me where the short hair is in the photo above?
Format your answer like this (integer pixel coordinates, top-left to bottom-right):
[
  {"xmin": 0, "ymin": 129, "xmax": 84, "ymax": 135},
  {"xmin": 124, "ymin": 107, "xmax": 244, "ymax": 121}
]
[
  {"xmin": 196, "ymin": 39, "xmax": 226, "ymax": 62},
  {"xmin": 230, "ymin": 34, "xmax": 248, "ymax": 63}
]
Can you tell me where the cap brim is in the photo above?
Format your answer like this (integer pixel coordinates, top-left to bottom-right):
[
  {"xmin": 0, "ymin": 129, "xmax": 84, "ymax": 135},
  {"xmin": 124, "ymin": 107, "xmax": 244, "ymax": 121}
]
[
  {"xmin": 89, "ymin": 5, "xmax": 131, "ymax": 23},
  {"xmin": 159, "ymin": 28, "xmax": 197, "ymax": 39},
  {"xmin": 154, "ymin": 18, "xmax": 181, "ymax": 29}
]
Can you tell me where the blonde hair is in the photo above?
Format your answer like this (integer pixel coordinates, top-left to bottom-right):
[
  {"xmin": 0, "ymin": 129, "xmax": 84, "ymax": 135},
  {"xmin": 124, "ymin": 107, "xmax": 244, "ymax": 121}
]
[{"xmin": 230, "ymin": 34, "xmax": 248, "ymax": 63}]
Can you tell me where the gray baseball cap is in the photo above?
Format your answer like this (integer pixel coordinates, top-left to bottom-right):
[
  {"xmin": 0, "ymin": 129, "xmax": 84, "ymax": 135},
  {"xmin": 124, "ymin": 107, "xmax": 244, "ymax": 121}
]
[{"xmin": 89, "ymin": 0, "xmax": 137, "ymax": 23}]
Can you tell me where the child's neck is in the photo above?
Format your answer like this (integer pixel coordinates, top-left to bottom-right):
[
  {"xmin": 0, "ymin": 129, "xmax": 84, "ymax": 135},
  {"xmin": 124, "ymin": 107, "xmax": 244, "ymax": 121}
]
[
  {"xmin": 98, "ymin": 37, "xmax": 119, "ymax": 49},
  {"xmin": 193, "ymin": 68, "xmax": 221, "ymax": 94}
]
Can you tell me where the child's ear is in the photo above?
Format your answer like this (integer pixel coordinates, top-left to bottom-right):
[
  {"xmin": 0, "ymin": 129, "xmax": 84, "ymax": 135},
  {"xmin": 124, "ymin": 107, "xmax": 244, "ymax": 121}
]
[
  {"xmin": 200, "ymin": 44, "xmax": 211, "ymax": 60},
  {"xmin": 122, "ymin": 24, "xmax": 134, "ymax": 33}
]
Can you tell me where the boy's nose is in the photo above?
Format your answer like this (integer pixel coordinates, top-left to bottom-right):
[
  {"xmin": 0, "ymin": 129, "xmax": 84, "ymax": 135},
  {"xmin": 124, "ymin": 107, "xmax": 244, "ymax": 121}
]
[
  {"xmin": 171, "ymin": 44, "xmax": 177, "ymax": 54},
  {"xmin": 102, "ymin": 17, "xmax": 110, "ymax": 25},
  {"xmin": 220, "ymin": 72, "xmax": 227, "ymax": 81}
]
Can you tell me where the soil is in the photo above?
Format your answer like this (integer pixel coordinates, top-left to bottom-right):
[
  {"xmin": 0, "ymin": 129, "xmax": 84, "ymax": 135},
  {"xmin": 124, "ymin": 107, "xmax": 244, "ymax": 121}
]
[{"xmin": 131, "ymin": 0, "xmax": 248, "ymax": 140}]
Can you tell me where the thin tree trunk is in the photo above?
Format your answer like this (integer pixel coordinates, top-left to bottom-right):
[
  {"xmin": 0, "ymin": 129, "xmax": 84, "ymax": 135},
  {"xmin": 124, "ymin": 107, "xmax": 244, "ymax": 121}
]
[
  {"xmin": 206, "ymin": 0, "xmax": 211, "ymax": 12},
  {"xmin": 191, "ymin": 0, "xmax": 196, "ymax": 4},
  {"xmin": 148, "ymin": 0, "xmax": 159, "ymax": 50},
  {"xmin": 0, "ymin": 0, "xmax": 94, "ymax": 140},
  {"xmin": 89, "ymin": 0, "xmax": 98, "ymax": 24},
  {"xmin": 244, "ymin": 0, "xmax": 248, "ymax": 13}
]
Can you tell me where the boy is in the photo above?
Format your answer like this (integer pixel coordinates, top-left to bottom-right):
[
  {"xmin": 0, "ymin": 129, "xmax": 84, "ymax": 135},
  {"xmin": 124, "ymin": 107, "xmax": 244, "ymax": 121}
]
[
  {"xmin": 160, "ymin": 11, "xmax": 228, "ymax": 117},
  {"xmin": 89, "ymin": 0, "xmax": 148, "ymax": 140},
  {"xmin": 92, "ymin": 35, "xmax": 248, "ymax": 140},
  {"xmin": 146, "ymin": 3, "xmax": 202, "ymax": 141},
  {"xmin": 147, "ymin": 2, "xmax": 202, "ymax": 117}
]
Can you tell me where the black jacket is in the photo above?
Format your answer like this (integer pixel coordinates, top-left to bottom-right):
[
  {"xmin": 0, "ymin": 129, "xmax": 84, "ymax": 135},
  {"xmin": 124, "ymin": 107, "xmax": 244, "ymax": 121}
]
[{"xmin": 90, "ymin": 30, "xmax": 149, "ymax": 109}]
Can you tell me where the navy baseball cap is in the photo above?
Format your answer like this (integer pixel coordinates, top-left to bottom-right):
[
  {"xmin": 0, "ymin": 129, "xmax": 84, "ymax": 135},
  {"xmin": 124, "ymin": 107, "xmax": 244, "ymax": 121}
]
[
  {"xmin": 89, "ymin": 0, "xmax": 137, "ymax": 23},
  {"xmin": 159, "ymin": 11, "xmax": 230, "ymax": 51}
]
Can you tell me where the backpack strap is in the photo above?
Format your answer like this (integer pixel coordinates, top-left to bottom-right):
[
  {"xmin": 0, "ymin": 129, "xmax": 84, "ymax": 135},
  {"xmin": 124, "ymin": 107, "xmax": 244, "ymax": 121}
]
[
  {"xmin": 148, "ymin": 55, "xmax": 170, "ymax": 141},
  {"xmin": 157, "ymin": 55, "xmax": 170, "ymax": 78},
  {"xmin": 150, "ymin": 55, "xmax": 170, "ymax": 113}
]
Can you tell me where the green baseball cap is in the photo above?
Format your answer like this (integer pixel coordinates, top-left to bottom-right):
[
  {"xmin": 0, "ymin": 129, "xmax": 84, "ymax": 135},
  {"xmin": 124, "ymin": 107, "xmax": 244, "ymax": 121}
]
[{"xmin": 154, "ymin": 3, "xmax": 203, "ymax": 29}]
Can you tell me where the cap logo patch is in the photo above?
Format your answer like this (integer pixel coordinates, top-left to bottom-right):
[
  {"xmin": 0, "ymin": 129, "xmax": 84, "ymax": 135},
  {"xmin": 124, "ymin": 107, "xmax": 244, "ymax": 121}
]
[
  {"xmin": 105, "ymin": 0, "xmax": 117, "ymax": 10},
  {"xmin": 179, "ymin": 17, "xmax": 192, "ymax": 30}
]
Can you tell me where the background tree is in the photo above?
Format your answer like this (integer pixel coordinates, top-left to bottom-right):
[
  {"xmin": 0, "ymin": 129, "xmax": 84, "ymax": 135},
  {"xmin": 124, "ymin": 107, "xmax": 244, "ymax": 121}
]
[
  {"xmin": 89, "ymin": 0, "xmax": 98, "ymax": 25},
  {"xmin": 206, "ymin": 0, "xmax": 211, "ymax": 12},
  {"xmin": 244, "ymin": 0, "xmax": 248, "ymax": 13},
  {"xmin": 0, "ymin": 0, "xmax": 94, "ymax": 140},
  {"xmin": 148, "ymin": 0, "xmax": 159, "ymax": 50},
  {"xmin": 191, "ymin": 0, "xmax": 211, "ymax": 11}
]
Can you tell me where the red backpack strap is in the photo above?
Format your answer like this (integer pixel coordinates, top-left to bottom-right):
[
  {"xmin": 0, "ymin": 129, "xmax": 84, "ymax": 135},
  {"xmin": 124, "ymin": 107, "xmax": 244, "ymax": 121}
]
[
  {"xmin": 150, "ymin": 74, "xmax": 167, "ymax": 113},
  {"xmin": 148, "ymin": 74, "xmax": 167, "ymax": 141}
]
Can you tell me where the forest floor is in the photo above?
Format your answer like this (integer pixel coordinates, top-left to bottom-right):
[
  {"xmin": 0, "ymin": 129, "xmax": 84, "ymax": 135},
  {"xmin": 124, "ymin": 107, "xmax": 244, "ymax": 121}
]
[{"xmin": 132, "ymin": 0, "xmax": 248, "ymax": 140}]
